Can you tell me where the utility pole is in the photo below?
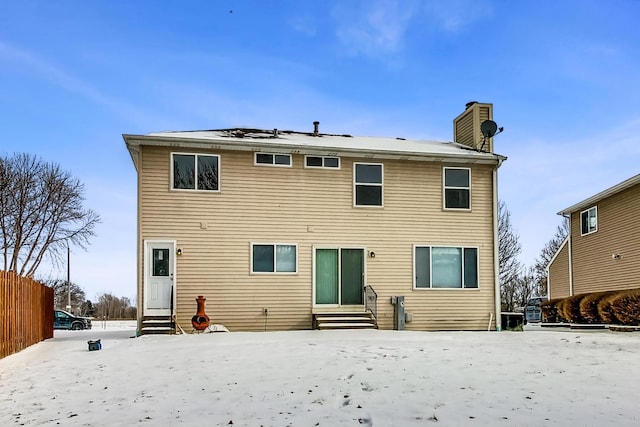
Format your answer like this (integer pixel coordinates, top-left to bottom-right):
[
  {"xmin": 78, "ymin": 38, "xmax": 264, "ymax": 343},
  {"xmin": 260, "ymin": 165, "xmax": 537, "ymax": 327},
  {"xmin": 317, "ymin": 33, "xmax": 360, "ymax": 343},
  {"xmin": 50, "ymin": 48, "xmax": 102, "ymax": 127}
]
[{"xmin": 67, "ymin": 242, "xmax": 71, "ymax": 312}]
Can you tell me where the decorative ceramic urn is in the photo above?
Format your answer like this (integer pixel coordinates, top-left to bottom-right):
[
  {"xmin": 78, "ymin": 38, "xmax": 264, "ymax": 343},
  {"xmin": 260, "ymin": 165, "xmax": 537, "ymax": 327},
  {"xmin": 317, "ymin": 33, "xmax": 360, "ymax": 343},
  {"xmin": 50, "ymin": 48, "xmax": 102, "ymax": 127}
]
[{"xmin": 191, "ymin": 295, "xmax": 210, "ymax": 331}]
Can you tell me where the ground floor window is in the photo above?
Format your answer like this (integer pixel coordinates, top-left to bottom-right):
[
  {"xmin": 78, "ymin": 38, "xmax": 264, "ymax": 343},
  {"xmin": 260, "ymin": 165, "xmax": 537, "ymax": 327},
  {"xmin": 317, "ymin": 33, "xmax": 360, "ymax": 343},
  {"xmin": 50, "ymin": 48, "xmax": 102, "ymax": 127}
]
[
  {"xmin": 251, "ymin": 244, "xmax": 297, "ymax": 273},
  {"xmin": 414, "ymin": 245, "xmax": 478, "ymax": 289}
]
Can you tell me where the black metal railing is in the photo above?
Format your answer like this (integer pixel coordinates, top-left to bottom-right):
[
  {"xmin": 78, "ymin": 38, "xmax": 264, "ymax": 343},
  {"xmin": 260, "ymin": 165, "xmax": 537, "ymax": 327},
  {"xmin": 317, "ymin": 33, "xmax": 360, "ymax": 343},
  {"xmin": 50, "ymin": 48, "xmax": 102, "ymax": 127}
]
[{"xmin": 364, "ymin": 285, "xmax": 378, "ymax": 325}]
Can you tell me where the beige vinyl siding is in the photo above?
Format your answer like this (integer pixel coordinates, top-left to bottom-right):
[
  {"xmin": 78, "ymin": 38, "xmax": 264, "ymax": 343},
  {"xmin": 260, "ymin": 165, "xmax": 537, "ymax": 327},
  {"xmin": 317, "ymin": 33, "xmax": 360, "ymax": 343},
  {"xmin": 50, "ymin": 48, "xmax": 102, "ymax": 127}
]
[
  {"xmin": 453, "ymin": 103, "xmax": 494, "ymax": 152},
  {"xmin": 454, "ymin": 111, "xmax": 475, "ymax": 148},
  {"xmin": 548, "ymin": 243, "xmax": 570, "ymax": 299},
  {"xmin": 138, "ymin": 146, "xmax": 497, "ymax": 331},
  {"xmin": 570, "ymin": 184, "xmax": 640, "ymax": 295}
]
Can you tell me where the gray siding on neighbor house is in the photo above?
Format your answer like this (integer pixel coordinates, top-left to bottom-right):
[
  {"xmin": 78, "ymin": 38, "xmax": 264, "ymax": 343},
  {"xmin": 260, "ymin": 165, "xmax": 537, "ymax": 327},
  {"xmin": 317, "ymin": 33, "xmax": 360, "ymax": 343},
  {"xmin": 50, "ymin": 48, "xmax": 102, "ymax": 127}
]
[{"xmin": 136, "ymin": 145, "xmax": 499, "ymax": 331}]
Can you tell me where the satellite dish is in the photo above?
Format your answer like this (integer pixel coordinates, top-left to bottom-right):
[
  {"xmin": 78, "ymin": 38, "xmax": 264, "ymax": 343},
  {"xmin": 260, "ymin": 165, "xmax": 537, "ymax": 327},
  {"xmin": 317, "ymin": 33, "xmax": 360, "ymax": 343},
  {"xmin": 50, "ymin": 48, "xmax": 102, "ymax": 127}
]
[{"xmin": 480, "ymin": 120, "xmax": 498, "ymax": 138}]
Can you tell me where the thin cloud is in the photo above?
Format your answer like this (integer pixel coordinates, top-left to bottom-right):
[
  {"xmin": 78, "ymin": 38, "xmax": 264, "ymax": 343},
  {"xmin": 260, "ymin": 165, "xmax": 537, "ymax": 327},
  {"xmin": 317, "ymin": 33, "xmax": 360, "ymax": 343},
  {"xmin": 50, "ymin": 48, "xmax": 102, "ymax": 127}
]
[
  {"xmin": 332, "ymin": 0, "xmax": 419, "ymax": 57},
  {"xmin": 0, "ymin": 41, "xmax": 164, "ymax": 128},
  {"xmin": 330, "ymin": 0, "xmax": 492, "ymax": 59},
  {"xmin": 421, "ymin": 0, "xmax": 493, "ymax": 33}
]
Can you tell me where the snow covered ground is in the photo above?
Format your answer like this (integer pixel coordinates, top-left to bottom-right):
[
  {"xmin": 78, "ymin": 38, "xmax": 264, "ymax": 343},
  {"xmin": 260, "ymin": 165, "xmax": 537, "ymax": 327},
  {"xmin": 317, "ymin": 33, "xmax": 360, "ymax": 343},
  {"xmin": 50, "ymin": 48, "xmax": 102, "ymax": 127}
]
[{"xmin": 1, "ymin": 324, "xmax": 639, "ymax": 426}]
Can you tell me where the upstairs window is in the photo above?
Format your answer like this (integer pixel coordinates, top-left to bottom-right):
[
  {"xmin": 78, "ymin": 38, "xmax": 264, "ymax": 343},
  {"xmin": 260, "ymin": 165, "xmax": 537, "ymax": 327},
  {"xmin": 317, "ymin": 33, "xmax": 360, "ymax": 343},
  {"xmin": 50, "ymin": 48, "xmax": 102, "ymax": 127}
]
[
  {"xmin": 305, "ymin": 156, "xmax": 340, "ymax": 169},
  {"xmin": 255, "ymin": 153, "xmax": 292, "ymax": 167},
  {"xmin": 443, "ymin": 167, "xmax": 470, "ymax": 210},
  {"xmin": 414, "ymin": 246, "xmax": 478, "ymax": 289},
  {"xmin": 354, "ymin": 163, "xmax": 383, "ymax": 207},
  {"xmin": 581, "ymin": 206, "xmax": 597, "ymax": 235},
  {"xmin": 172, "ymin": 153, "xmax": 219, "ymax": 191}
]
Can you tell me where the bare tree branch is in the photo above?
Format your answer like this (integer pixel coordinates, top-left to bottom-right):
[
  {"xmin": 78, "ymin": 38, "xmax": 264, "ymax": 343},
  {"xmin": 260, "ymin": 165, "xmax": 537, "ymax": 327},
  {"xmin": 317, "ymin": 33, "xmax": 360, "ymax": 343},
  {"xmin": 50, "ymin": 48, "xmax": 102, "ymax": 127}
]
[
  {"xmin": 0, "ymin": 153, "xmax": 101, "ymax": 275},
  {"xmin": 533, "ymin": 218, "xmax": 570, "ymax": 297}
]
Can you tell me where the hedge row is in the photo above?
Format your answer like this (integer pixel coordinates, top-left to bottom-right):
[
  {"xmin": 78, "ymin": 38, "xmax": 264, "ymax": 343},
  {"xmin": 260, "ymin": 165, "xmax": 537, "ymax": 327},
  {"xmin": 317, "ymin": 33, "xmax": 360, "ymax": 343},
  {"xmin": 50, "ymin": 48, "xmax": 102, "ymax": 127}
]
[{"xmin": 541, "ymin": 288, "xmax": 640, "ymax": 325}]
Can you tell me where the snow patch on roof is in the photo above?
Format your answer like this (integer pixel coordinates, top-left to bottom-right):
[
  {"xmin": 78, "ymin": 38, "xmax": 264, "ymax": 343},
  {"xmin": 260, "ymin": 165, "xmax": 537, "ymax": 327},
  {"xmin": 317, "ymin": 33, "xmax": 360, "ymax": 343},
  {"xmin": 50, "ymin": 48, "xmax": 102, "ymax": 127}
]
[{"xmin": 144, "ymin": 128, "xmax": 502, "ymax": 160}]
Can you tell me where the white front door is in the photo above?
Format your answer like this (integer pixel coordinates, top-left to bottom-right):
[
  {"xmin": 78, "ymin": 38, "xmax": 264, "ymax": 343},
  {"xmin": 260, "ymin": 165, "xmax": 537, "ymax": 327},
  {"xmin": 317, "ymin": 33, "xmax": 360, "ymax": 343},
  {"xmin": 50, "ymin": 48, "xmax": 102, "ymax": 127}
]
[{"xmin": 144, "ymin": 241, "xmax": 175, "ymax": 316}]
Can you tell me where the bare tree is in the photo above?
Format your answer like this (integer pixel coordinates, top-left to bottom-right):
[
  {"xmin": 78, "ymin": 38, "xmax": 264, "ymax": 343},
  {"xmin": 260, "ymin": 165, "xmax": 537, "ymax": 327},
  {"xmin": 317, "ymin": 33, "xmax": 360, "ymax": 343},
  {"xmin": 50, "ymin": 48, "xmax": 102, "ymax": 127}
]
[
  {"xmin": 46, "ymin": 278, "xmax": 86, "ymax": 312},
  {"xmin": 498, "ymin": 200, "xmax": 523, "ymax": 310},
  {"xmin": 0, "ymin": 153, "xmax": 100, "ymax": 276},
  {"xmin": 94, "ymin": 292, "xmax": 136, "ymax": 319},
  {"xmin": 533, "ymin": 218, "xmax": 570, "ymax": 297}
]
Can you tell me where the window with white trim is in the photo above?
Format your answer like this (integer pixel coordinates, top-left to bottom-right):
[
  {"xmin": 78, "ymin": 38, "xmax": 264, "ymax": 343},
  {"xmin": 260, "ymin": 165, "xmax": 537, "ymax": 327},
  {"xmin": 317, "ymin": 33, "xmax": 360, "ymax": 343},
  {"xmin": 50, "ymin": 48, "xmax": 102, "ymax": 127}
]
[
  {"xmin": 580, "ymin": 206, "xmax": 597, "ymax": 235},
  {"xmin": 251, "ymin": 244, "xmax": 297, "ymax": 273},
  {"xmin": 172, "ymin": 153, "xmax": 219, "ymax": 191},
  {"xmin": 255, "ymin": 153, "xmax": 292, "ymax": 167},
  {"xmin": 443, "ymin": 167, "xmax": 470, "ymax": 209},
  {"xmin": 354, "ymin": 163, "xmax": 383, "ymax": 207},
  {"xmin": 414, "ymin": 246, "xmax": 478, "ymax": 289},
  {"xmin": 305, "ymin": 155, "xmax": 340, "ymax": 169}
]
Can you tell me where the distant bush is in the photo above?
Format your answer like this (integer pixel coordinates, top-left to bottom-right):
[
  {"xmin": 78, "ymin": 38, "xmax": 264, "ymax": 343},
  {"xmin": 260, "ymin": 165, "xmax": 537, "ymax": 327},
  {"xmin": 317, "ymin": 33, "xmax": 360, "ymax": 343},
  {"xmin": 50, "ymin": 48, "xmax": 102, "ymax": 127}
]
[
  {"xmin": 579, "ymin": 291, "xmax": 615, "ymax": 324},
  {"xmin": 608, "ymin": 289, "xmax": 640, "ymax": 325}
]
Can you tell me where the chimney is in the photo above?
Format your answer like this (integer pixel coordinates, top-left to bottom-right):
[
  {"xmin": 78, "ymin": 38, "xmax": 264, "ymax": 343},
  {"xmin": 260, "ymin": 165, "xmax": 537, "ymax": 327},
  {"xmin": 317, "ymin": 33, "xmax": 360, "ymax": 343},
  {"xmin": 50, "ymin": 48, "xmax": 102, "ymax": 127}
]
[
  {"xmin": 453, "ymin": 102, "xmax": 494, "ymax": 152},
  {"xmin": 313, "ymin": 121, "xmax": 320, "ymax": 136}
]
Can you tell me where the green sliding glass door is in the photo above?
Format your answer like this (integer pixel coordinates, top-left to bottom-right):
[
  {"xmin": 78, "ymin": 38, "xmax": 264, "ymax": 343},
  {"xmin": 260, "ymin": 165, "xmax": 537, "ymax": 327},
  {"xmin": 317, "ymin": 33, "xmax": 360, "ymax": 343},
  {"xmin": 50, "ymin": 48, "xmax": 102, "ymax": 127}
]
[
  {"xmin": 315, "ymin": 248, "xmax": 364, "ymax": 305},
  {"xmin": 315, "ymin": 249, "xmax": 339, "ymax": 304}
]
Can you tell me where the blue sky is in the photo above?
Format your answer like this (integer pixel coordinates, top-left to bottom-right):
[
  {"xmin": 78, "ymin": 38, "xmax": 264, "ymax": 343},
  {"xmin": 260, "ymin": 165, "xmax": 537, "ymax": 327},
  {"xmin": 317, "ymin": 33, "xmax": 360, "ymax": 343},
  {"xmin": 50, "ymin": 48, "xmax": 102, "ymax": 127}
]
[{"xmin": 2, "ymin": 1, "xmax": 639, "ymax": 301}]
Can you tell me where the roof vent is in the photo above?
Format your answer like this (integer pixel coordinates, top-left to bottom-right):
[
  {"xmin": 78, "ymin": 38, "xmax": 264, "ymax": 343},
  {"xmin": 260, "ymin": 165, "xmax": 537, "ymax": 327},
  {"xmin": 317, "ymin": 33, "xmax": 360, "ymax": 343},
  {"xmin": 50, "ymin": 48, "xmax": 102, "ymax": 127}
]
[
  {"xmin": 273, "ymin": 128, "xmax": 278, "ymax": 138},
  {"xmin": 313, "ymin": 121, "xmax": 320, "ymax": 136}
]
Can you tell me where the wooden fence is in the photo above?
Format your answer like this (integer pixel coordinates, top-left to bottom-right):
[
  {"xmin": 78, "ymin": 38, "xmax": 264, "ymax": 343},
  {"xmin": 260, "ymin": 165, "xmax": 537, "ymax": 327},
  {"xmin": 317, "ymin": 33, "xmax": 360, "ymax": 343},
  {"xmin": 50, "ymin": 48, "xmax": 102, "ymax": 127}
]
[{"xmin": 0, "ymin": 271, "xmax": 54, "ymax": 359}]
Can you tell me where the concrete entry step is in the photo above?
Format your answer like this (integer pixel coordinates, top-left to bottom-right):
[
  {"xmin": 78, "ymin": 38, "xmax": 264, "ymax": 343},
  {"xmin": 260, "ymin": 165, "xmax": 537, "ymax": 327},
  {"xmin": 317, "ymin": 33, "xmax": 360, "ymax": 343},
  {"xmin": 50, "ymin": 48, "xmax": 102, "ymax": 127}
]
[{"xmin": 313, "ymin": 311, "xmax": 377, "ymax": 330}]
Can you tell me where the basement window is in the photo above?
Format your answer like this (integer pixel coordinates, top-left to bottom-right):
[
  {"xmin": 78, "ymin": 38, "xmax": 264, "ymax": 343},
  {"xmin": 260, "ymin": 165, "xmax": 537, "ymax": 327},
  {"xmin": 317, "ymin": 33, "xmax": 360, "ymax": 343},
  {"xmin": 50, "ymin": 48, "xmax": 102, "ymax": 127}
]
[{"xmin": 580, "ymin": 206, "xmax": 597, "ymax": 235}]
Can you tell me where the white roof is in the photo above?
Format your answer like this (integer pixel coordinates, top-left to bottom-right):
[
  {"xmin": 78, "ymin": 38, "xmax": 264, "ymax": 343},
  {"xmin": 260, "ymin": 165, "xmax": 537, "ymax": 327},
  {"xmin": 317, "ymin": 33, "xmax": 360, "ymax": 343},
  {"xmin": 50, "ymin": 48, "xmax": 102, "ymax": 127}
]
[
  {"xmin": 557, "ymin": 173, "xmax": 640, "ymax": 215},
  {"xmin": 123, "ymin": 128, "xmax": 506, "ymax": 167}
]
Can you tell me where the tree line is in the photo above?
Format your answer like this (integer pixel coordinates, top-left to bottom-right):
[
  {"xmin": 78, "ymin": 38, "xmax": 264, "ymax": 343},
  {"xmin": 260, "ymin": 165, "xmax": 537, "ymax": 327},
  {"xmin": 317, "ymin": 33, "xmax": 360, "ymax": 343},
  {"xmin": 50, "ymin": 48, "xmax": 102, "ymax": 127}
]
[
  {"xmin": 499, "ymin": 200, "xmax": 569, "ymax": 312},
  {"xmin": 48, "ymin": 278, "xmax": 136, "ymax": 319}
]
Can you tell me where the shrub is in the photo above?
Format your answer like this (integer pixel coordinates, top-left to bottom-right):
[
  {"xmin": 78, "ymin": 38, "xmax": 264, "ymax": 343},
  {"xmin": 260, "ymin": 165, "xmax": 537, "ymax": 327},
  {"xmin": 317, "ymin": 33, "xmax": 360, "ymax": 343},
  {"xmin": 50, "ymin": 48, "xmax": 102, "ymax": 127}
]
[
  {"xmin": 541, "ymin": 298, "xmax": 564, "ymax": 323},
  {"xmin": 555, "ymin": 298, "xmax": 570, "ymax": 323},
  {"xmin": 559, "ymin": 294, "xmax": 589, "ymax": 323},
  {"xmin": 579, "ymin": 291, "xmax": 615, "ymax": 324},
  {"xmin": 609, "ymin": 289, "xmax": 640, "ymax": 325},
  {"xmin": 597, "ymin": 293, "xmax": 621, "ymax": 325}
]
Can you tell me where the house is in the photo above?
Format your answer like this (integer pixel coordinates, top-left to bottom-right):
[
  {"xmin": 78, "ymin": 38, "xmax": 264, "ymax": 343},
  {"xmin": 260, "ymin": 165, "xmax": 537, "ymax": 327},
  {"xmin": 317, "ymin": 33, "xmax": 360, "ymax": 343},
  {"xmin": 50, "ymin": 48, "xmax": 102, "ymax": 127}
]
[
  {"xmin": 123, "ymin": 102, "xmax": 507, "ymax": 334},
  {"xmin": 547, "ymin": 173, "xmax": 640, "ymax": 299}
]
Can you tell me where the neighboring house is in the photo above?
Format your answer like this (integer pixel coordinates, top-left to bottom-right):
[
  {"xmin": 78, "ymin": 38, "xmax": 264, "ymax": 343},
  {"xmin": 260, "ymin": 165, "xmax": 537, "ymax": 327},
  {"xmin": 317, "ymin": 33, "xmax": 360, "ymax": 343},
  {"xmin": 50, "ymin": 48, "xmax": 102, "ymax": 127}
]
[
  {"xmin": 548, "ymin": 174, "xmax": 640, "ymax": 299},
  {"xmin": 124, "ymin": 102, "xmax": 507, "ymax": 334}
]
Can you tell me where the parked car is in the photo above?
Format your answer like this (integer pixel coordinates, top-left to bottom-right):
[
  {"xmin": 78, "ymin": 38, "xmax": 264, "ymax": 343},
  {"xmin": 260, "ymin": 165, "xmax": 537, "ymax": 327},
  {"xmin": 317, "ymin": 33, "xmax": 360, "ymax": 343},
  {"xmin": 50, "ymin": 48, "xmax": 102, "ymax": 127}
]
[
  {"xmin": 524, "ymin": 297, "xmax": 546, "ymax": 324},
  {"xmin": 54, "ymin": 309, "xmax": 92, "ymax": 330}
]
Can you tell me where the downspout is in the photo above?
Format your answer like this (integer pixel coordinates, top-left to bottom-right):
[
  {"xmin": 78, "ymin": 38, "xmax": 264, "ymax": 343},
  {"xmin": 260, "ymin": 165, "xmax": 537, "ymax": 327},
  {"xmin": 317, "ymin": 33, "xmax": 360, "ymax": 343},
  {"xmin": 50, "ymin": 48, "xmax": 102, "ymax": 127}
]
[
  {"xmin": 493, "ymin": 160, "xmax": 503, "ymax": 331},
  {"xmin": 545, "ymin": 264, "xmax": 551, "ymax": 300},
  {"xmin": 136, "ymin": 145, "xmax": 143, "ymax": 336},
  {"xmin": 562, "ymin": 213, "xmax": 573, "ymax": 296}
]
